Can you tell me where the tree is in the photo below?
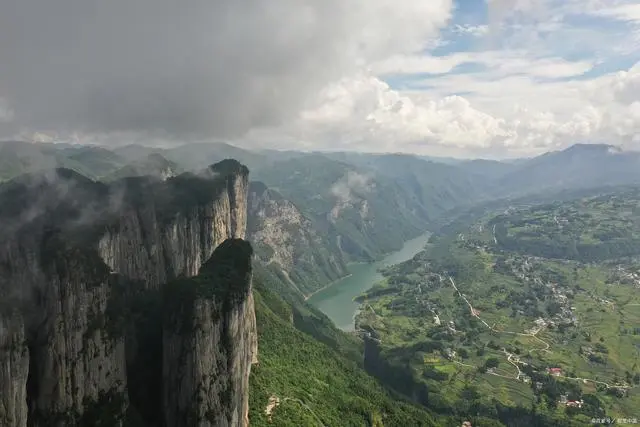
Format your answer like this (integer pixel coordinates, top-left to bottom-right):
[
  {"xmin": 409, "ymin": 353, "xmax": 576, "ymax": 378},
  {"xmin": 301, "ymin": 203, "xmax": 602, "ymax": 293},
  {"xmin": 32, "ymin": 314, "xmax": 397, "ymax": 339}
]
[
  {"xmin": 485, "ymin": 357, "xmax": 500, "ymax": 369},
  {"xmin": 460, "ymin": 385, "xmax": 481, "ymax": 401}
]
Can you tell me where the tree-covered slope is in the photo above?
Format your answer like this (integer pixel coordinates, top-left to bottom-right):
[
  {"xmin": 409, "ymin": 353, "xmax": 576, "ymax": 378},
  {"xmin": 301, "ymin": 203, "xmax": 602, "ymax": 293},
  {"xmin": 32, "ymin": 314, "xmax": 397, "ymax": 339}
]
[
  {"xmin": 324, "ymin": 152, "xmax": 491, "ymax": 219},
  {"xmin": 104, "ymin": 153, "xmax": 180, "ymax": 181},
  {"xmin": 253, "ymin": 154, "xmax": 428, "ymax": 262},
  {"xmin": 249, "ymin": 271, "xmax": 448, "ymax": 427},
  {"xmin": 491, "ymin": 188, "xmax": 640, "ymax": 262},
  {"xmin": 0, "ymin": 141, "xmax": 128, "ymax": 181},
  {"xmin": 494, "ymin": 144, "xmax": 640, "ymax": 197},
  {"xmin": 248, "ymin": 181, "xmax": 349, "ymax": 297}
]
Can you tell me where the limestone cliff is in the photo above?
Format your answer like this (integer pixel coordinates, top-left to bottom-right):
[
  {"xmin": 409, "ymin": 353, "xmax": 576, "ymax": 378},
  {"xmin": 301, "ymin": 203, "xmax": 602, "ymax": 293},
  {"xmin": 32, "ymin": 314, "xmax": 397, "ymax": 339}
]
[
  {"xmin": 0, "ymin": 160, "xmax": 255, "ymax": 427},
  {"xmin": 163, "ymin": 239, "xmax": 256, "ymax": 427},
  {"xmin": 248, "ymin": 181, "xmax": 347, "ymax": 297},
  {"xmin": 0, "ymin": 312, "xmax": 29, "ymax": 427},
  {"xmin": 98, "ymin": 160, "xmax": 248, "ymax": 288}
]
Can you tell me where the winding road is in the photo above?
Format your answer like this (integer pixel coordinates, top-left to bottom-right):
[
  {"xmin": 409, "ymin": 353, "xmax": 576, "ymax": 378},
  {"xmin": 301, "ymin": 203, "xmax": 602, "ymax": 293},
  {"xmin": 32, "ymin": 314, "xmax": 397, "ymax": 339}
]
[
  {"xmin": 442, "ymin": 273, "xmax": 631, "ymax": 389},
  {"xmin": 444, "ymin": 274, "xmax": 551, "ymax": 353}
]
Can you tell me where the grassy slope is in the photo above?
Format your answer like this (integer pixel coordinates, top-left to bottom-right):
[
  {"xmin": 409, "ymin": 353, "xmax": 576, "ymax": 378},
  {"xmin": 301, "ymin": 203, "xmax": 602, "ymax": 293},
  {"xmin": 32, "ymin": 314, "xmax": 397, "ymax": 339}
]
[{"xmin": 249, "ymin": 273, "xmax": 449, "ymax": 427}]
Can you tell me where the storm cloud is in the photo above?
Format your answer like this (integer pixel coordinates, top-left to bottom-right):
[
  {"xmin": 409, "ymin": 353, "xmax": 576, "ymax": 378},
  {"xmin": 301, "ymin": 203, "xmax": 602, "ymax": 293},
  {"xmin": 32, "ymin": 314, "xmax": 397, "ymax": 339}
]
[{"xmin": 0, "ymin": 0, "xmax": 451, "ymax": 139}]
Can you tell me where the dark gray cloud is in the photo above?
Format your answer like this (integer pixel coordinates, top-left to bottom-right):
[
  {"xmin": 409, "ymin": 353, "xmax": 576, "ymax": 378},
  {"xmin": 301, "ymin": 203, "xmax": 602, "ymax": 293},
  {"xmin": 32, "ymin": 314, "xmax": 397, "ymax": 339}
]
[{"xmin": 0, "ymin": 0, "xmax": 365, "ymax": 138}]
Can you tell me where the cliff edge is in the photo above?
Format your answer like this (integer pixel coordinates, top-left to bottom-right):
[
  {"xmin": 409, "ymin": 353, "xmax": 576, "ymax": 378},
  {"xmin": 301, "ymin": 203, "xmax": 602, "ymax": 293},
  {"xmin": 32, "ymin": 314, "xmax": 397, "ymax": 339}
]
[
  {"xmin": 0, "ymin": 160, "xmax": 256, "ymax": 427},
  {"xmin": 163, "ymin": 239, "xmax": 256, "ymax": 427}
]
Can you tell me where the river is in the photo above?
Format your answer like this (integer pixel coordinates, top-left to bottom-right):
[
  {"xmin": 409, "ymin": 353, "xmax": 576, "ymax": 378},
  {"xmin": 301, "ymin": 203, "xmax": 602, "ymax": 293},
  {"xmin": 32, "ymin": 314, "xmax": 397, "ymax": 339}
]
[{"xmin": 307, "ymin": 231, "xmax": 432, "ymax": 331}]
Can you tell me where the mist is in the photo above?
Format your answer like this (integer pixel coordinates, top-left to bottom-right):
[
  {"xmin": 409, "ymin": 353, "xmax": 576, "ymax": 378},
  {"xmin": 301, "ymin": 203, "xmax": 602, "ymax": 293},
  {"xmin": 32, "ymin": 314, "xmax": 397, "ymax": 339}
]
[{"xmin": 330, "ymin": 171, "xmax": 374, "ymax": 203}]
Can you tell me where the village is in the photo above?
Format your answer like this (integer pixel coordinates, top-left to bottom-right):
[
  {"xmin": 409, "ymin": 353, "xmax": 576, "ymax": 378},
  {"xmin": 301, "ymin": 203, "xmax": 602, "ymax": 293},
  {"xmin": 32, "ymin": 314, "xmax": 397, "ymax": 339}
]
[{"xmin": 418, "ymin": 234, "xmax": 636, "ymax": 410}]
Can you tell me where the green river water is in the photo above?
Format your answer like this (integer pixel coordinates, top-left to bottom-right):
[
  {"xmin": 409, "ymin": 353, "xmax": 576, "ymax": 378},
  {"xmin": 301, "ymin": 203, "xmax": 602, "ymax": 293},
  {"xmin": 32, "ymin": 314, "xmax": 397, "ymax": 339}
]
[{"xmin": 307, "ymin": 231, "xmax": 432, "ymax": 331}]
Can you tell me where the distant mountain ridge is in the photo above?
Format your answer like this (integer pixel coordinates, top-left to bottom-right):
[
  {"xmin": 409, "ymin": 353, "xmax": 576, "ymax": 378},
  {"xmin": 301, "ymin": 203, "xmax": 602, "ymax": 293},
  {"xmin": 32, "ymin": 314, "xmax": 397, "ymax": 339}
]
[
  {"xmin": 3, "ymin": 140, "xmax": 640, "ymax": 280},
  {"xmin": 494, "ymin": 143, "xmax": 640, "ymax": 196}
]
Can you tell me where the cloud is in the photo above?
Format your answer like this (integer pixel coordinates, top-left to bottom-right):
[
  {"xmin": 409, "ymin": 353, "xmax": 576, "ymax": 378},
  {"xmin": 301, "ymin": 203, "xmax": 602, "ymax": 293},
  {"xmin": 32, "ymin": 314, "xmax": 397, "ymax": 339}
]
[
  {"xmin": 330, "ymin": 171, "xmax": 373, "ymax": 200},
  {"xmin": 372, "ymin": 51, "xmax": 593, "ymax": 79},
  {"xmin": 593, "ymin": 4, "xmax": 640, "ymax": 23},
  {"xmin": 243, "ymin": 61, "xmax": 640, "ymax": 158},
  {"xmin": 371, "ymin": 53, "xmax": 472, "ymax": 75},
  {"xmin": 451, "ymin": 25, "xmax": 490, "ymax": 37},
  {"xmin": 329, "ymin": 171, "xmax": 373, "ymax": 219},
  {"xmin": 1, "ymin": 0, "xmax": 636, "ymax": 158},
  {"xmin": 274, "ymin": 0, "xmax": 633, "ymax": 158},
  {"xmin": 0, "ymin": 0, "xmax": 451, "ymax": 140}
]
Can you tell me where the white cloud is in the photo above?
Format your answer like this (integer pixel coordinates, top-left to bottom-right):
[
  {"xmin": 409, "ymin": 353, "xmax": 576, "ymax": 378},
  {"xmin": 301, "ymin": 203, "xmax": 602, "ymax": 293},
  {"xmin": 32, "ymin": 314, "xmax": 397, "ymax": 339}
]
[
  {"xmin": 242, "ymin": 61, "xmax": 640, "ymax": 158},
  {"xmin": 3, "ymin": 0, "xmax": 637, "ymax": 159},
  {"xmin": 372, "ymin": 51, "xmax": 593, "ymax": 79},
  {"xmin": 592, "ymin": 4, "xmax": 640, "ymax": 23},
  {"xmin": 451, "ymin": 25, "xmax": 490, "ymax": 37},
  {"xmin": 251, "ymin": 0, "xmax": 637, "ymax": 158},
  {"xmin": 371, "ymin": 53, "xmax": 471, "ymax": 75}
]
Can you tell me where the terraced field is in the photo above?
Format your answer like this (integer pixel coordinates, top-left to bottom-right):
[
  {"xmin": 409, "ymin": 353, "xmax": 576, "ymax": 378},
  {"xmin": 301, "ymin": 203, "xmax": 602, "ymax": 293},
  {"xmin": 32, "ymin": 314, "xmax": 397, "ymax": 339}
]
[{"xmin": 356, "ymin": 189, "xmax": 640, "ymax": 425}]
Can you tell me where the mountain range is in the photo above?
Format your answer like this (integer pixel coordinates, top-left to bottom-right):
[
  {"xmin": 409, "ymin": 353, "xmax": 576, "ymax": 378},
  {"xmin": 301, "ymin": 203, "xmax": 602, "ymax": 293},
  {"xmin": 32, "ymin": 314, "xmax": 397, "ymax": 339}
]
[{"xmin": 1, "ymin": 140, "xmax": 639, "ymax": 426}]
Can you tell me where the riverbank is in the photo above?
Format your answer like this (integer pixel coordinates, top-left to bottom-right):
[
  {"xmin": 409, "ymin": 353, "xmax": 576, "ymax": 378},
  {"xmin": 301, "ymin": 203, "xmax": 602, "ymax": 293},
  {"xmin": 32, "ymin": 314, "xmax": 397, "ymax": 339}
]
[
  {"xmin": 307, "ymin": 231, "xmax": 432, "ymax": 331},
  {"xmin": 303, "ymin": 273, "xmax": 353, "ymax": 301},
  {"xmin": 303, "ymin": 261, "xmax": 373, "ymax": 301}
]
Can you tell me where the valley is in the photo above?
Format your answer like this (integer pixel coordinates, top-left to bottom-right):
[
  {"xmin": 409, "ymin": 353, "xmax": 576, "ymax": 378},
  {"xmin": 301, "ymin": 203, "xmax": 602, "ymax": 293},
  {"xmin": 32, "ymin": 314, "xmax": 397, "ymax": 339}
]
[
  {"xmin": 3, "ymin": 140, "xmax": 640, "ymax": 426},
  {"xmin": 356, "ymin": 189, "xmax": 640, "ymax": 426},
  {"xmin": 307, "ymin": 231, "xmax": 432, "ymax": 331}
]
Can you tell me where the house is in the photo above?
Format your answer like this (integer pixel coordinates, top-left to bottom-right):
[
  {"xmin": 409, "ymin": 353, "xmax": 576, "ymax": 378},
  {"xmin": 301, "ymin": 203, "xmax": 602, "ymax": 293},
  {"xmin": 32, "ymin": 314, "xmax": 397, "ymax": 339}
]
[
  {"xmin": 535, "ymin": 318, "xmax": 547, "ymax": 327},
  {"xmin": 547, "ymin": 367, "xmax": 562, "ymax": 376},
  {"xmin": 566, "ymin": 400, "xmax": 583, "ymax": 408}
]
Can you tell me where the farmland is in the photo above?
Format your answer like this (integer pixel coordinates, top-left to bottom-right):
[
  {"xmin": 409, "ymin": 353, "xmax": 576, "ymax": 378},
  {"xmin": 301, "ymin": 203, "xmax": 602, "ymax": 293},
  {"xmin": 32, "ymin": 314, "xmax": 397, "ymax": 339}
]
[{"xmin": 356, "ymin": 190, "xmax": 640, "ymax": 425}]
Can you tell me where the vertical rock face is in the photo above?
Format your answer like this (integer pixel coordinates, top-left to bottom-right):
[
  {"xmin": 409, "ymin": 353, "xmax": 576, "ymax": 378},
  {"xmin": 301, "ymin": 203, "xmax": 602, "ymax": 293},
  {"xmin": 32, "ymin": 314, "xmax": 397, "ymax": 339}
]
[
  {"xmin": 0, "ymin": 159, "xmax": 255, "ymax": 427},
  {"xmin": 247, "ymin": 181, "xmax": 348, "ymax": 296},
  {"xmin": 0, "ymin": 234, "xmax": 128, "ymax": 427},
  {"xmin": 98, "ymin": 161, "xmax": 249, "ymax": 288},
  {"xmin": 28, "ymin": 252, "xmax": 128, "ymax": 426},
  {"xmin": 0, "ymin": 312, "xmax": 29, "ymax": 427},
  {"xmin": 163, "ymin": 239, "xmax": 256, "ymax": 427}
]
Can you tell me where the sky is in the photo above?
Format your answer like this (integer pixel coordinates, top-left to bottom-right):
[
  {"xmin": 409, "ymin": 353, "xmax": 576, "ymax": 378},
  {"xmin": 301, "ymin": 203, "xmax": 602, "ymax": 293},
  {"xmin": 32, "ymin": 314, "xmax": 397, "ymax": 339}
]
[{"xmin": 0, "ymin": 0, "xmax": 639, "ymax": 158}]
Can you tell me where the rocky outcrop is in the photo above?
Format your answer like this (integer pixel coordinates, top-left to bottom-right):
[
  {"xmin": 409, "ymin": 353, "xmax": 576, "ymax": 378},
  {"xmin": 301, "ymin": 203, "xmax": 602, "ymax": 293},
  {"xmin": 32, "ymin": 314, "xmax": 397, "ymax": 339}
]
[
  {"xmin": 163, "ymin": 239, "xmax": 256, "ymax": 427},
  {"xmin": 248, "ymin": 181, "xmax": 347, "ymax": 296},
  {"xmin": 0, "ymin": 159, "xmax": 255, "ymax": 427},
  {"xmin": 0, "ymin": 226, "xmax": 129, "ymax": 426},
  {"xmin": 27, "ymin": 250, "xmax": 128, "ymax": 426},
  {"xmin": 98, "ymin": 160, "xmax": 248, "ymax": 288}
]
